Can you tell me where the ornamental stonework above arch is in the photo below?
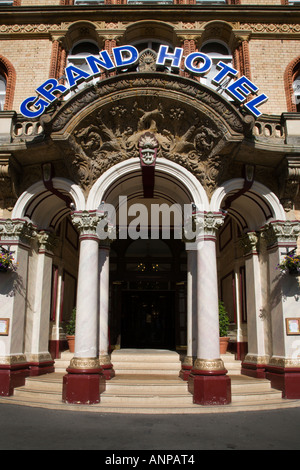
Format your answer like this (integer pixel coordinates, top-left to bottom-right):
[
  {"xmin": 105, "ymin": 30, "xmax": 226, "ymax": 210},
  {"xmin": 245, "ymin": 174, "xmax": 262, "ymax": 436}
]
[{"xmin": 41, "ymin": 73, "xmax": 253, "ymax": 197}]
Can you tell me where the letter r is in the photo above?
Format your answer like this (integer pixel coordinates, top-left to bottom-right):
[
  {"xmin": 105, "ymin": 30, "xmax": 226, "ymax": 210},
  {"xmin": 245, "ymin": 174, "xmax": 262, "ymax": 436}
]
[{"xmin": 36, "ymin": 78, "xmax": 67, "ymax": 103}]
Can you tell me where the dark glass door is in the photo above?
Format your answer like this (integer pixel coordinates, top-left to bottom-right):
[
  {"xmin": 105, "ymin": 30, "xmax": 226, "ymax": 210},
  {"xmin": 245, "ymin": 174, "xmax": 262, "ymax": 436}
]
[{"xmin": 121, "ymin": 290, "xmax": 175, "ymax": 349}]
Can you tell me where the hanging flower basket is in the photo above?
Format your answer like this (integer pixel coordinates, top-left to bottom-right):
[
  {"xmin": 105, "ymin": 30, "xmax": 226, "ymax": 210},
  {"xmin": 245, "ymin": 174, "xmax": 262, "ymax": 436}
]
[
  {"xmin": 0, "ymin": 249, "xmax": 17, "ymax": 273},
  {"xmin": 277, "ymin": 255, "xmax": 300, "ymax": 276}
]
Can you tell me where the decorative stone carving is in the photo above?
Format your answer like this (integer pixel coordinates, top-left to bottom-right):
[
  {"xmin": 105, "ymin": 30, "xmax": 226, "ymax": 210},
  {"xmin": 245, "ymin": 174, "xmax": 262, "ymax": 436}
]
[
  {"xmin": 138, "ymin": 132, "xmax": 158, "ymax": 166},
  {"xmin": 0, "ymin": 219, "xmax": 37, "ymax": 244},
  {"xmin": 36, "ymin": 230, "xmax": 58, "ymax": 253},
  {"xmin": 277, "ymin": 155, "xmax": 300, "ymax": 211},
  {"xmin": 260, "ymin": 220, "xmax": 300, "ymax": 248},
  {"xmin": 192, "ymin": 212, "xmax": 225, "ymax": 239},
  {"xmin": 69, "ymin": 357, "xmax": 100, "ymax": 370},
  {"xmin": 138, "ymin": 49, "xmax": 157, "ymax": 73},
  {"xmin": 240, "ymin": 231, "xmax": 260, "ymax": 255},
  {"xmin": 193, "ymin": 358, "xmax": 226, "ymax": 371},
  {"xmin": 0, "ymin": 155, "xmax": 20, "ymax": 211},
  {"xmin": 268, "ymin": 356, "xmax": 300, "ymax": 369},
  {"xmin": 71, "ymin": 211, "xmax": 102, "ymax": 237},
  {"xmin": 59, "ymin": 95, "xmax": 236, "ymax": 195}
]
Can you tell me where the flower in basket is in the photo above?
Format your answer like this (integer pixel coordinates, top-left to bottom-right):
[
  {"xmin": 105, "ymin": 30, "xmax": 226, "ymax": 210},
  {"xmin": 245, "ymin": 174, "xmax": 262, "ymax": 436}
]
[
  {"xmin": 0, "ymin": 249, "xmax": 17, "ymax": 272},
  {"xmin": 277, "ymin": 254, "xmax": 300, "ymax": 275}
]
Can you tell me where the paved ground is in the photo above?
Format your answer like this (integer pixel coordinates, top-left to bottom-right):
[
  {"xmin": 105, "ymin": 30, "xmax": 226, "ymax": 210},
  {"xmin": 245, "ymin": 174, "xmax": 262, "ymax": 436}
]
[{"xmin": 0, "ymin": 402, "xmax": 300, "ymax": 452}]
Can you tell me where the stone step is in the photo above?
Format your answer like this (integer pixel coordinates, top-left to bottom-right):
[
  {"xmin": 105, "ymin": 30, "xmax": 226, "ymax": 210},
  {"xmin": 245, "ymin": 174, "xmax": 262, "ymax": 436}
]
[
  {"xmin": 1, "ymin": 371, "xmax": 299, "ymax": 414},
  {"xmin": 1, "ymin": 349, "xmax": 298, "ymax": 414},
  {"xmin": 112, "ymin": 349, "xmax": 181, "ymax": 363}
]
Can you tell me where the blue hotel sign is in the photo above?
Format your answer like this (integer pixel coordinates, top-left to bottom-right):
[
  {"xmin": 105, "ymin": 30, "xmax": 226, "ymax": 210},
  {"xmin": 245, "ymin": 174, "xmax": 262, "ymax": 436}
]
[{"xmin": 20, "ymin": 45, "xmax": 268, "ymax": 119}]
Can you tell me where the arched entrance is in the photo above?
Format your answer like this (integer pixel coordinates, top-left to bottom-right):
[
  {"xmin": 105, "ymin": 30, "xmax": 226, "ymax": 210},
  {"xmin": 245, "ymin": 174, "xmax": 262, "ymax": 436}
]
[{"xmin": 87, "ymin": 157, "xmax": 209, "ymax": 354}]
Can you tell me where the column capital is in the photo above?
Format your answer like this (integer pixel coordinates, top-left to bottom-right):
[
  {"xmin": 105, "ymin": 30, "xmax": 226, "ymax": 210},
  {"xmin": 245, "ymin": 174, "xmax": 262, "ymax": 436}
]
[
  {"xmin": 239, "ymin": 230, "xmax": 260, "ymax": 255},
  {"xmin": 0, "ymin": 218, "xmax": 37, "ymax": 246},
  {"xmin": 36, "ymin": 230, "xmax": 58, "ymax": 254},
  {"xmin": 195, "ymin": 211, "xmax": 225, "ymax": 240},
  {"xmin": 260, "ymin": 220, "xmax": 300, "ymax": 248},
  {"xmin": 185, "ymin": 211, "xmax": 225, "ymax": 244},
  {"xmin": 71, "ymin": 210, "xmax": 101, "ymax": 239}
]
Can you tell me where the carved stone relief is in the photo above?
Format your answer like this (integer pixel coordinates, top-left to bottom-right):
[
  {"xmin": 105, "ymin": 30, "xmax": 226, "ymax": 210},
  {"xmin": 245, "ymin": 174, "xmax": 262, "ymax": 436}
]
[{"xmin": 60, "ymin": 94, "xmax": 235, "ymax": 197}]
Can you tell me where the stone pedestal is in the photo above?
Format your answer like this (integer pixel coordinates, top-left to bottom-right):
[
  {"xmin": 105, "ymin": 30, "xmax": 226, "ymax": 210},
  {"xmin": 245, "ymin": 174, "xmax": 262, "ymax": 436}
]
[
  {"xmin": 0, "ymin": 360, "xmax": 29, "ymax": 397},
  {"xmin": 266, "ymin": 364, "xmax": 300, "ymax": 399},
  {"xmin": 188, "ymin": 371, "xmax": 231, "ymax": 406},
  {"xmin": 63, "ymin": 369, "xmax": 105, "ymax": 405}
]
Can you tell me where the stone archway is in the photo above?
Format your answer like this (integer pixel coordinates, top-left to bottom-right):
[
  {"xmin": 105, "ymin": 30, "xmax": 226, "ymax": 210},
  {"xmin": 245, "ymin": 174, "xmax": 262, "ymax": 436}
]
[{"xmin": 43, "ymin": 71, "xmax": 252, "ymax": 201}]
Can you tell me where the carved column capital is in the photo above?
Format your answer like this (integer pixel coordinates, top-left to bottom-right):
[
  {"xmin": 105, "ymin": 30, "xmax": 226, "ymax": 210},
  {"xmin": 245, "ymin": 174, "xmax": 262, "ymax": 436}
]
[
  {"xmin": 36, "ymin": 230, "xmax": 58, "ymax": 254},
  {"xmin": 71, "ymin": 210, "xmax": 102, "ymax": 239},
  {"xmin": 0, "ymin": 219, "xmax": 37, "ymax": 245},
  {"xmin": 260, "ymin": 220, "xmax": 300, "ymax": 248},
  {"xmin": 278, "ymin": 155, "xmax": 300, "ymax": 211},
  {"xmin": 240, "ymin": 231, "xmax": 260, "ymax": 255},
  {"xmin": 194, "ymin": 212, "xmax": 225, "ymax": 240}
]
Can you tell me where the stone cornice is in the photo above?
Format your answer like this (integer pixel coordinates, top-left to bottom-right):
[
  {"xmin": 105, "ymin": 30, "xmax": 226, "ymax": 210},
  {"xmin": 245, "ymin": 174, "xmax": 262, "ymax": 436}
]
[{"xmin": 0, "ymin": 6, "xmax": 299, "ymax": 29}]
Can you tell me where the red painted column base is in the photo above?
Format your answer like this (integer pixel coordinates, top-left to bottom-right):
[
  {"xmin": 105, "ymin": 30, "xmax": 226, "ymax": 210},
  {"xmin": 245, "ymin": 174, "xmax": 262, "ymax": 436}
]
[
  {"xmin": 102, "ymin": 363, "xmax": 115, "ymax": 380},
  {"xmin": 241, "ymin": 362, "xmax": 267, "ymax": 379},
  {"xmin": 29, "ymin": 360, "xmax": 55, "ymax": 377},
  {"xmin": 0, "ymin": 363, "xmax": 30, "ymax": 396},
  {"xmin": 179, "ymin": 365, "xmax": 193, "ymax": 381},
  {"xmin": 188, "ymin": 369, "xmax": 231, "ymax": 406},
  {"xmin": 62, "ymin": 368, "xmax": 106, "ymax": 404},
  {"xmin": 266, "ymin": 366, "xmax": 300, "ymax": 399}
]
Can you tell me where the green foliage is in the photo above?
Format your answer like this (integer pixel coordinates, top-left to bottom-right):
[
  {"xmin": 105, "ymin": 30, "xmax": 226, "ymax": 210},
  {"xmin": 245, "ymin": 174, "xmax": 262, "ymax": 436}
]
[
  {"xmin": 66, "ymin": 308, "xmax": 76, "ymax": 336},
  {"xmin": 219, "ymin": 301, "xmax": 230, "ymax": 337}
]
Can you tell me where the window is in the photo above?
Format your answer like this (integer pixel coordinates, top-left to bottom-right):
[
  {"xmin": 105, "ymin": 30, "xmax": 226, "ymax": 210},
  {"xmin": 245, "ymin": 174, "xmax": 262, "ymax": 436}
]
[
  {"xmin": 127, "ymin": 0, "xmax": 172, "ymax": 3},
  {"xmin": 133, "ymin": 40, "xmax": 173, "ymax": 54},
  {"xmin": 64, "ymin": 41, "xmax": 100, "ymax": 99},
  {"xmin": 293, "ymin": 74, "xmax": 300, "ymax": 112},
  {"xmin": 196, "ymin": 0, "xmax": 226, "ymax": 3},
  {"xmin": 200, "ymin": 41, "xmax": 233, "ymax": 98},
  {"xmin": 0, "ymin": 1, "xmax": 13, "ymax": 5},
  {"xmin": 74, "ymin": 0, "xmax": 104, "ymax": 4},
  {"xmin": 67, "ymin": 41, "xmax": 100, "ymax": 73},
  {"xmin": 0, "ymin": 74, "xmax": 6, "ymax": 111}
]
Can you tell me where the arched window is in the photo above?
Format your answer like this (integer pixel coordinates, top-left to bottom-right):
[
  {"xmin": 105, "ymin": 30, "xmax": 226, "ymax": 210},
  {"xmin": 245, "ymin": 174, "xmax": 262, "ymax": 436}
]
[
  {"xmin": 0, "ymin": 74, "xmax": 6, "ymax": 111},
  {"xmin": 200, "ymin": 41, "xmax": 233, "ymax": 98},
  {"xmin": 284, "ymin": 57, "xmax": 300, "ymax": 112},
  {"xmin": 64, "ymin": 40, "xmax": 100, "ymax": 99},
  {"xmin": 0, "ymin": 57, "xmax": 16, "ymax": 111},
  {"xmin": 293, "ymin": 72, "xmax": 300, "ymax": 112},
  {"xmin": 67, "ymin": 40, "xmax": 100, "ymax": 73},
  {"xmin": 133, "ymin": 40, "xmax": 173, "ymax": 54}
]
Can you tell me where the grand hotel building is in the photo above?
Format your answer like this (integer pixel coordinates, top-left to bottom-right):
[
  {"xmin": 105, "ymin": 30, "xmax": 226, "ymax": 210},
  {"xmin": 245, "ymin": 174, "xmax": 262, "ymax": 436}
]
[{"xmin": 0, "ymin": 0, "xmax": 299, "ymax": 407}]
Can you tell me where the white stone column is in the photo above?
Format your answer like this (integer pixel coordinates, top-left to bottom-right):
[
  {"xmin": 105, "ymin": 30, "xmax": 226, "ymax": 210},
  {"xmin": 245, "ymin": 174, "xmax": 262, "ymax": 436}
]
[
  {"xmin": 180, "ymin": 244, "xmax": 197, "ymax": 379},
  {"xmin": 98, "ymin": 241, "xmax": 115, "ymax": 379},
  {"xmin": 240, "ymin": 231, "xmax": 270, "ymax": 378},
  {"xmin": 0, "ymin": 219, "xmax": 36, "ymax": 395},
  {"xmin": 25, "ymin": 230, "xmax": 56, "ymax": 375},
  {"xmin": 259, "ymin": 221, "xmax": 300, "ymax": 398},
  {"xmin": 63, "ymin": 211, "xmax": 105, "ymax": 405},
  {"xmin": 71, "ymin": 212, "xmax": 100, "ymax": 365},
  {"xmin": 196, "ymin": 237, "xmax": 220, "ymax": 362},
  {"xmin": 188, "ymin": 212, "xmax": 231, "ymax": 405}
]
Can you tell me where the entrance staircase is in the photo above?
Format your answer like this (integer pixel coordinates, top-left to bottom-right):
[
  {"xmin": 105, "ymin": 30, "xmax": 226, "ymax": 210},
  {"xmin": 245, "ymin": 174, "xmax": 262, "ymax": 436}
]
[{"xmin": 0, "ymin": 349, "xmax": 299, "ymax": 414}]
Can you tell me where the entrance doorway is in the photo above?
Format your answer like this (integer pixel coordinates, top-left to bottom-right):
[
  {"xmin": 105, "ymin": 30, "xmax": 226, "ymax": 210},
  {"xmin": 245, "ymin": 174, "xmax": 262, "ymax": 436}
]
[
  {"xmin": 109, "ymin": 238, "xmax": 187, "ymax": 351},
  {"xmin": 121, "ymin": 290, "xmax": 175, "ymax": 349}
]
